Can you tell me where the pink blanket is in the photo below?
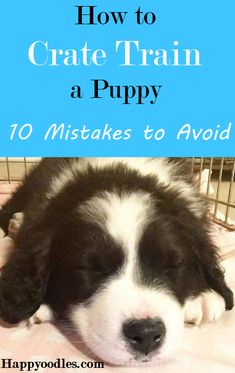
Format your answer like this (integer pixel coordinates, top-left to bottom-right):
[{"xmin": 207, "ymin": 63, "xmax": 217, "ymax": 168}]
[{"xmin": 0, "ymin": 190, "xmax": 234, "ymax": 372}]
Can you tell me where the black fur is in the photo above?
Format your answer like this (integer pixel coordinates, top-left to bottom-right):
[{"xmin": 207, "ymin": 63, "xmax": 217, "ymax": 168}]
[{"xmin": 0, "ymin": 158, "xmax": 233, "ymax": 324}]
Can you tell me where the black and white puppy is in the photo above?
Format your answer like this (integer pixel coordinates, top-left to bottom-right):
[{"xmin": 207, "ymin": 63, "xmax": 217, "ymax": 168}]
[{"xmin": 0, "ymin": 158, "xmax": 233, "ymax": 365}]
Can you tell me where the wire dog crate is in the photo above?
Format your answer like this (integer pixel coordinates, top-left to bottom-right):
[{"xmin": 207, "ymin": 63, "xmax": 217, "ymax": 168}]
[
  {"xmin": 0, "ymin": 157, "xmax": 234, "ymax": 231},
  {"xmin": 192, "ymin": 158, "xmax": 235, "ymax": 231},
  {"xmin": 0, "ymin": 158, "xmax": 40, "ymax": 183}
]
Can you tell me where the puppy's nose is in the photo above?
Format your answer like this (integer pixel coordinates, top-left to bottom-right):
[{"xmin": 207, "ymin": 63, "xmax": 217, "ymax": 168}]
[{"xmin": 123, "ymin": 318, "xmax": 166, "ymax": 355}]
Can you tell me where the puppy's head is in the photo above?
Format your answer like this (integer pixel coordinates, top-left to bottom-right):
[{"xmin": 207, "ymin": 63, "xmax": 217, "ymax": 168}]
[{"xmin": 48, "ymin": 190, "xmax": 231, "ymax": 365}]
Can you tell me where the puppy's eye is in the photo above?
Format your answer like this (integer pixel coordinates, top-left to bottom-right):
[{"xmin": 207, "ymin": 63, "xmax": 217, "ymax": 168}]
[
  {"xmin": 77, "ymin": 265, "xmax": 101, "ymax": 273},
  {"xmin": 164, "ymin": 259, "xmax": 183, "ymax": 271},
  {"xmin": 77, "ymin": 265, "xmax": 109, "ymax": 277},
  {"xmin": 164, "ymin": 264, "xmax": 181, "ymax": 272}
]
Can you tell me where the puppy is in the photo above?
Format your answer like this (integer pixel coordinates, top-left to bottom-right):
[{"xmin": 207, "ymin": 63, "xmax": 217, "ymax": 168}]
[{"xmin": 0, "ymin": 158, "xmax": 233, "ymax": 365}]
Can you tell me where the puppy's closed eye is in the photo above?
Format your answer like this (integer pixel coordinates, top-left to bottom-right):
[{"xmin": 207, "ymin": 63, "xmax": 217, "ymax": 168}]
[
  {"xmin": 162, "ymin": 251, "xmax": 184, "ymax": 271},
  {"xmin": 76, "ymin": 265, "xmax": 109, "ymax": 277}
]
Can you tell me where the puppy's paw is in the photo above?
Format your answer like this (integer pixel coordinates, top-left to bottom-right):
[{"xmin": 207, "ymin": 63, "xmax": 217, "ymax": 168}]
[
  {"xmin": 184, "ymin": 290, "xmax": 226, "ymax": 326},
  {"xmin": 0, "ymin": 228, "xmax": 5, "ymax": 239},
  {"xmin": 183, "ymin": 296, "xmax": 203, "ymax": 325},
  {"xmin": 22, "ymin": 305, "xmax": 53, "ymax": 328},
  {"xmin": 201, "ymin": 290, "xmax": 225, "ymax": 322},
  {"xmin": 8, "ymin": 212, "xmax": 24, "ymax": 238}
]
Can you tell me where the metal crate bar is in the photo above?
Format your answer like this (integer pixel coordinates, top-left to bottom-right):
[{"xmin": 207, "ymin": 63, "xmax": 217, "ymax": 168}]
[
  {"xmin": 225, "ymin": 159, "xmax": 235, "ymax": 225},
  {"xmin": 213, "ymin": 158, "xmax": 224, "ymax": 220}
]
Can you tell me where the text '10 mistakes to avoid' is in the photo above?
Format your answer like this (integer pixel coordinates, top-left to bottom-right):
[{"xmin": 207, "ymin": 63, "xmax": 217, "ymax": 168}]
[{"xmin": 9, "ymin": 123, "xmax": 232, "ymax": 143}]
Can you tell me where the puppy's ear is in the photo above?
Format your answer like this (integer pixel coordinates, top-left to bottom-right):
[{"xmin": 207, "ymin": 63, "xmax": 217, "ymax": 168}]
[
  {"xmin": 202, "ymin": 260, "xmax": 234, "ymax": 310},
  {"xmin": 197, "ymin": 239, "xmax": 234, "ymax": 311},
  {"xmin": 0, "ymin": 228, "xmax": 51, "ymax": 324}
]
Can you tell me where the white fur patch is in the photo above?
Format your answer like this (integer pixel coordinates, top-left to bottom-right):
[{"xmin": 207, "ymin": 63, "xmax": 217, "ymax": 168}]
[
  {"xmin": 78, "ymin": 191, "xmax": 154, "ymax": 272},
  {"xmin": 184, "ymin": 290, "xmax": 226, "ymax": 325}
]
